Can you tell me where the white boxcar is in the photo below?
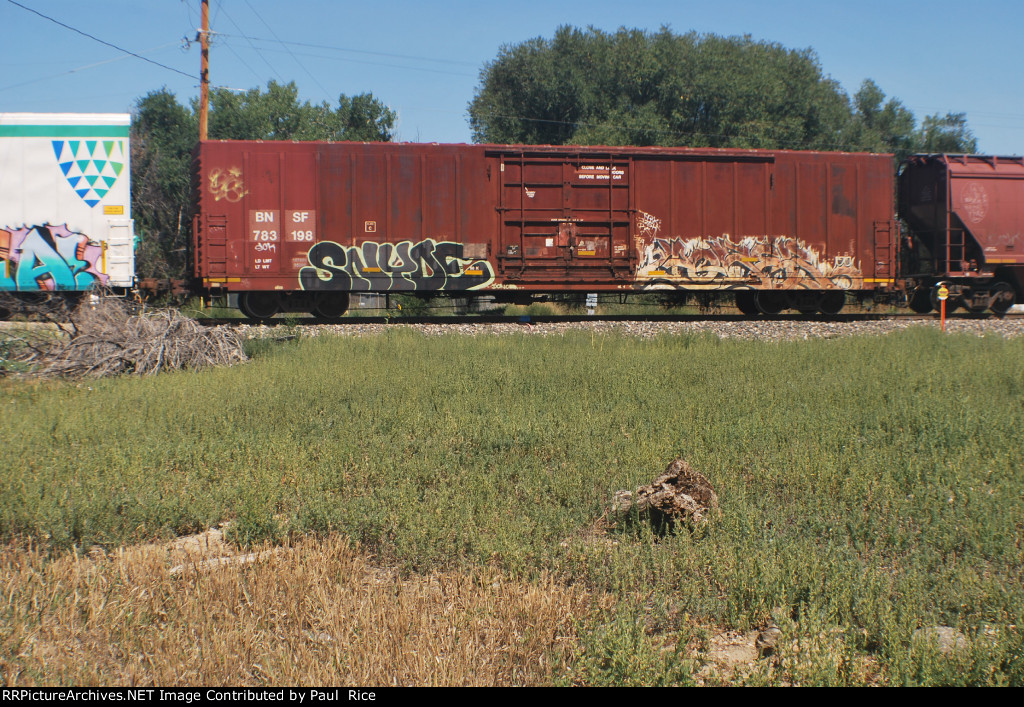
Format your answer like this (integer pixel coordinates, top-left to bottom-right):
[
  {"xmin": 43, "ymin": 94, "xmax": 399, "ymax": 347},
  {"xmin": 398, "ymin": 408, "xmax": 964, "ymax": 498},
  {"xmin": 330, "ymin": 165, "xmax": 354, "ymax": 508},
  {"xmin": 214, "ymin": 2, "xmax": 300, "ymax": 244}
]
[{"xmin": 0, "ymin": 113, "xmax": 134, "ymax": 292}]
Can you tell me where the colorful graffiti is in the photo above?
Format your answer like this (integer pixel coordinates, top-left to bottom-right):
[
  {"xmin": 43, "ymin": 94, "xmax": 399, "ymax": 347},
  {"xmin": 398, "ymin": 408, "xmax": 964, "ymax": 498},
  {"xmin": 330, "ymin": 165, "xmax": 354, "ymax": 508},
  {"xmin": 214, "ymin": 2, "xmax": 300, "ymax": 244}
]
[
  {"xmin": 0, "ymin": 224, "xmax": 107, "ymax": 291},
  {"xmin": 632, "ymin": 212, "xmax": 862, "ymax": 290},
  {"xmin": 299, "ymin": 239, "xmax": 495, "ymax": 292}
]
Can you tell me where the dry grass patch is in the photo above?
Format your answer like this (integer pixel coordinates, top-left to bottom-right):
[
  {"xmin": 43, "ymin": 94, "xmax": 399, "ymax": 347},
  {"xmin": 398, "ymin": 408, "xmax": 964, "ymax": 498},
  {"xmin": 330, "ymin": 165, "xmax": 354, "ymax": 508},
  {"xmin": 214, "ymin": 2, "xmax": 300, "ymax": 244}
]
[{"xmin": 0, "ymin": 534, "xmax": 589, "ymax": 686}]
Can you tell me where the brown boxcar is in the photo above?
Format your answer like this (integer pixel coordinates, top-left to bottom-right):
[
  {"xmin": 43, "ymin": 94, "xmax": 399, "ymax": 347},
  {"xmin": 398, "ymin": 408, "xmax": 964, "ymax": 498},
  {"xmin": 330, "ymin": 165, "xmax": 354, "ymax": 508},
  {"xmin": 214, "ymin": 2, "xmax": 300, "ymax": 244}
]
[
  {"xmin": 899, "ymin": 154, "xmax": 1024, "ymax": 313},
  {"xmin": 193, "ymin": 141, "xmax": 896, "ymax": 317}
]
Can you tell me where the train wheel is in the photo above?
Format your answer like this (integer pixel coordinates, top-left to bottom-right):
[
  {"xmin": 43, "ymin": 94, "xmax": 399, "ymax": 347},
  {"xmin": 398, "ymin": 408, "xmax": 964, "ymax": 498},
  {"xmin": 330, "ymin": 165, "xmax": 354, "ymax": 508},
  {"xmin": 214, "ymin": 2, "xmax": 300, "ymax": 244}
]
[
  {"xmin": 312, "ymin": 292, "xmax": 350, "ymax": 320},
  {"xmin": 908, "ymin": 288, "xmax": 933, "ymax": 314},
  {"xmin": 735, "ymin": 291, "xmax": 758, "ymax": 315},
  {"xmin": 238, "ymin": 291, "xmax": 281, "ymax": 320},
  {"xmin": 990, "ymin": 281, "xmax": 1016, "ymax": 315},
  {"xmin": 754, "ymin": 291, "xmax": 785, "ymax": 315},
  {"xmin": 819, "ymin": 291, "xmax": 846, "ymax": 315}
]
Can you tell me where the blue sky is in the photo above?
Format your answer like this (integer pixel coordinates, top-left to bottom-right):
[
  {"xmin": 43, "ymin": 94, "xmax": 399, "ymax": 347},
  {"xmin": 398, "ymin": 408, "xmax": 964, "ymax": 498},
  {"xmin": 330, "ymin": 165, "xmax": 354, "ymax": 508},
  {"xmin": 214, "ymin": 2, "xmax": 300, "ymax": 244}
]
[{"xmin": 2, "ymin": 0, "xmax": 1021, "ymax": 154}]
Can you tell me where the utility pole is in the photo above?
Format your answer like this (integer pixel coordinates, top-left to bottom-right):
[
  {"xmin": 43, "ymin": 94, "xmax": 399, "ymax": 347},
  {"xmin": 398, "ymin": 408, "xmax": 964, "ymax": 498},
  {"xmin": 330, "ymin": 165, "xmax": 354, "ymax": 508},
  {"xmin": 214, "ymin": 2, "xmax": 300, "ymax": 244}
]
[{"xmin": 198, "ymin": 0, "xmax": 210, "ymax": 141}]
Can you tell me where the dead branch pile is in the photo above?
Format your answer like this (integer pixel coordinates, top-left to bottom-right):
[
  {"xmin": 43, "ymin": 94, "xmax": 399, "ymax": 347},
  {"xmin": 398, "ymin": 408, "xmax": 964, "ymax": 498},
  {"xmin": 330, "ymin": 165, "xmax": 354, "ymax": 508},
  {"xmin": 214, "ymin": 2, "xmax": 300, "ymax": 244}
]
[
  {"xmin": 612, "ymin": 458, "xmax": 720, "ymax": 525},
  {"xmin": 6, "ymin": 295, "xmax": 247, "ymax": 378},
  {"xmin": 0, "ymin": 291, "xmax": 80, "ymax": 322}
]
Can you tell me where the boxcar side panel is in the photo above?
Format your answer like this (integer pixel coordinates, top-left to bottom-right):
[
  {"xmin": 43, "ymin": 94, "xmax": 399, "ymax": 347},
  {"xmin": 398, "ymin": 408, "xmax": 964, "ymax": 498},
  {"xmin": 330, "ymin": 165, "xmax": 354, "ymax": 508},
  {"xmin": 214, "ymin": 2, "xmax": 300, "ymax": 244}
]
[
  {"xmin": 197, "ymin": 141, "xmax": 499, "ymax": 294},
  {"xmin": 195, "ymin": 141, "xmax": 895, "ymax": 298},
  {"xmin": 1, "ymin": 113, "xmax": 134, "ymax": 292},
  {"xmin": 630, "ymin": 150, "xmax": 893, "ymax": 292}
]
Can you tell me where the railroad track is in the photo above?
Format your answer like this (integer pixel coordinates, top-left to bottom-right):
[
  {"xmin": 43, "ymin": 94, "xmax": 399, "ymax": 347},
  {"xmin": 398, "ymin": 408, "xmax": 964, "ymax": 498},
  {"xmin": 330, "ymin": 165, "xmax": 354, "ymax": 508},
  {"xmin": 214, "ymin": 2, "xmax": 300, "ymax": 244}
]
[{"xmin": 192, "ymin": 311, "xmax": 1024, "ymax": 327}]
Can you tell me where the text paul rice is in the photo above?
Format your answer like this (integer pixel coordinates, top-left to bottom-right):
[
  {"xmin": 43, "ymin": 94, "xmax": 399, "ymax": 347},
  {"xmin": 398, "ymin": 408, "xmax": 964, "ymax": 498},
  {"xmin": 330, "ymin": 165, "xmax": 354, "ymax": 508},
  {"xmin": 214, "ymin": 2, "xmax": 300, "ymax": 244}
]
[{"xmin": 1, "ymin": 690, "xmax": 376, "ymax": 702}]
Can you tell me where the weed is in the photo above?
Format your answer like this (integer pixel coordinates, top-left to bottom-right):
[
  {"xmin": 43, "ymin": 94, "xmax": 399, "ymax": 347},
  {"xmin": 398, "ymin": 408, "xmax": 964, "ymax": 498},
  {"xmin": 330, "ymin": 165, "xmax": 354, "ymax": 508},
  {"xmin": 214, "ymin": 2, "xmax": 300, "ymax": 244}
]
[
  {"xmin": 2, "ymin": 327, "xmax": 1023, "ymax": 684},
  {"xmin": 558, "ymin": 603, "xmax": 696, "ymax": 686}
]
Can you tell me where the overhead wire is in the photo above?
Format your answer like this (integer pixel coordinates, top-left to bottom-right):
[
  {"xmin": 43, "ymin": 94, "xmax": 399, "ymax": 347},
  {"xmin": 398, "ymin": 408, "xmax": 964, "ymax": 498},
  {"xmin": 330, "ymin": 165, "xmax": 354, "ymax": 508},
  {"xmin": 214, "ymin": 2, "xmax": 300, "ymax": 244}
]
[
  {"xmin": 212, "ymin": 33, "xmax": 478, "ymax": 67},
  {"xmin": 186, "ymin": 0, "xmax": 263, "ymax": 84},
  {"xmin": 213, "ymin": 33, "xmax": 267, "ymax": 84},
  {"xmin": 241, "ymin": 0, "xmax": 332, "ymax": 98},
  {"xmin": 179, "ymin": 0, "xmax": 260, "ymax": 86},
  {"xmin": 196, "ymin": 25, "xmax": 999, "ymax": 152},
  {"xmin": 13, "ymin": 0, "xmax": 1010, "ymax": 150},
  {"xmin": 6, "ymin": 0, "xmax": 197, "ymax": 80},
  {"xmin": 231, "ymin": 44, "xmax": 475, "ymax": 78},
  {"xmin": 0, "ymin": 42, "xmax": 181, "ymax": 93},
  {"xmin": 215, "ymin": 2, "xmax": 285, "ymax": 83}
]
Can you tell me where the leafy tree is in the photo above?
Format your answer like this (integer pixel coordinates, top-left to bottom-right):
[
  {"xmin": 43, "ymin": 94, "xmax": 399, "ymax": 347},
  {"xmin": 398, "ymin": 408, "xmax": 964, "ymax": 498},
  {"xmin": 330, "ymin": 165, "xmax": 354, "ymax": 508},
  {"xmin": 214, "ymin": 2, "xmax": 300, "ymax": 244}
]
[
  {"xmin": 916, "ymin": 112, "xmax": 978, "ymax": 154},
  {"xmin": 132, "ymin": 88, "xmax": 198, "ymax": 279},
  {"xmin": 333, "ymin": 93, "xmax": 398, "ymax": 142},
  {"xmin": 470, "ymin": 27, "xmax": 853, "ymax": 150},
  {"xmin": 469, "ymin": 26, "xmax": 978, "ymax": 158},
  {"xmin": 849, "ymin": 79, "xmax": 918, "ymax": 160},
  {"xmin": 131, "ymin": 81, "xmax": 395, "ymax": 278},
  {"xmin": 205, "ymin": 81, "xmax": 396, "ymax": 142},
  {"xmin": 848, "ymin": 80, "xmax": 976, "ymax": 161}
]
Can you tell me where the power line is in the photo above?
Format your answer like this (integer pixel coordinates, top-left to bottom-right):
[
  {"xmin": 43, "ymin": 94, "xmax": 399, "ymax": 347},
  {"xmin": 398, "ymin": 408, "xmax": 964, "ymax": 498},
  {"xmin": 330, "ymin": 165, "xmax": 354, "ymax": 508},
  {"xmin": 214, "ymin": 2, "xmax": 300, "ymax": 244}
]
[
  {"xmin": 185, "ymin": 1, "xmax": 265, "ymax": 85},
  {"xmin": 212, "ymin": 31, "xmax": 266, "ymax": 84},
  {"xmin": 6, "ymin": 0, "xmax": 197, "ymax": 80},
  {"xmin": 213, "ymin": 32, "xmax": 478, "ymax": 67},
  {"xmin": 216, "ymin": 3, "xmax": 285, "ymax": 83},
  {"xmin": 0, "ymin": 42, "xmax": 181, "ymax": 93},
  {"xmin": 241, "ymin": 0, "xmax": 331, "ymax": 97},
  {"xmin": 226, "ymin": 43, "xmax": 475, "ymax": 78}
]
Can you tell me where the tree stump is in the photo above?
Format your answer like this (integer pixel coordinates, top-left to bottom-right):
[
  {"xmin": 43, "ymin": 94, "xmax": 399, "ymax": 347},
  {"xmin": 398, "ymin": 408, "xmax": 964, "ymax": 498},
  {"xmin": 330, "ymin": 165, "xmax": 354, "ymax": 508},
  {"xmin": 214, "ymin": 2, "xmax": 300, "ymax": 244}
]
[{"xmin": 612, "ymin": 458, "xmax": 719, "ymax": 525}]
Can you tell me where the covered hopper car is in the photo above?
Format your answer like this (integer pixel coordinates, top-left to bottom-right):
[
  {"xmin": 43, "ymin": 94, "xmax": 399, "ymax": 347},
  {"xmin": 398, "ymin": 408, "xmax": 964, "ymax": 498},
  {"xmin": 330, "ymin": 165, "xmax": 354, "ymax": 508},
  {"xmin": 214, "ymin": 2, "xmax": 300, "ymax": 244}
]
[
  {"xmin": 192, "ymin": 141, "xmax": 902, "ymax": 318},
  {"xmin": 899, "ymin": 154, "xmax": 1024, "ymax": 315}
]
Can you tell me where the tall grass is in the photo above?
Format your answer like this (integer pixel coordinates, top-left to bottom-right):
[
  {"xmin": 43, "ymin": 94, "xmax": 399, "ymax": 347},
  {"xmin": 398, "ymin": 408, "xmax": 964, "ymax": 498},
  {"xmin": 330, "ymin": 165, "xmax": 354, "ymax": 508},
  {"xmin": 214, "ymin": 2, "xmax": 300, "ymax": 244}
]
[{"xmin": 2, "ymin": 326, "xmax": 1023, "ymax": 684}]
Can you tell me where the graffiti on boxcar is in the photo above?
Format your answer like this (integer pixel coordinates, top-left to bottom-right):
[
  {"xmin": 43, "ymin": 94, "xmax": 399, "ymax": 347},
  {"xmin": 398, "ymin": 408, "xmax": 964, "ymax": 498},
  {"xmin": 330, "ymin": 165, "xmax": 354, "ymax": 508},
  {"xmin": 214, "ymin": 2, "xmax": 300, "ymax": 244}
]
[
  {"xmin": 0, "ymin": 224, "xmax": 107, "ymax": 291},
  {"xmin": 635, "ymin": 233, "xmax": 862, "ymax": 290},
  {"xmin": 298, "ymin": 238, "xmax": 495, "ymax": 291},
  {"xmin": 636, "ymin": 210, "xmax": 662, "ymax": 239},
  {"xmin": 632, "ymin": 209, "xmax": 862, "ymax": 290},
  {"xmin": 209, "ymin": 167, "xmax": 248, "ymax": 203},
  {"xmin": 961, "ymin": 183, "xmax": 989, "ymax": 224}
]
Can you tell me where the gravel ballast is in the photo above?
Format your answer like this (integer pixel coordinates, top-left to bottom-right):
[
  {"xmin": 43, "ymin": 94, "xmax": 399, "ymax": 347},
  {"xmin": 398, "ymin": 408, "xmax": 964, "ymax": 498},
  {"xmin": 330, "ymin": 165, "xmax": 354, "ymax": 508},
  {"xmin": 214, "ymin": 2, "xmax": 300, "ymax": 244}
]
[{"xmin": 239, "ymin": 317, "xmax": 1024, "ymax": 343}]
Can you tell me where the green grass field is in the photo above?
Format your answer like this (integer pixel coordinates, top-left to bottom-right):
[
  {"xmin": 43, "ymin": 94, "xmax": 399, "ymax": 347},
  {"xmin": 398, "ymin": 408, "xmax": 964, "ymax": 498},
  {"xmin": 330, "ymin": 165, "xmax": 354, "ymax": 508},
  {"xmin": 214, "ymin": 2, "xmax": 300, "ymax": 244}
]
[{"xmin": 2, "ymin": 326, "xmax": 1023, "ymax": 685}]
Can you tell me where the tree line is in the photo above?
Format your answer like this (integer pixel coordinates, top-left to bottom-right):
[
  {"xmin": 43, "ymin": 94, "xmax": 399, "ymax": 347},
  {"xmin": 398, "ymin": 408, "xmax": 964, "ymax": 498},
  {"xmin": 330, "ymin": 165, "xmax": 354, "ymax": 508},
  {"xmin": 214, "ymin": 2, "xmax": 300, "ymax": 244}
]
[
  {"xmin": 132, "ymin": 26, "xmax": 977, "ymax": 279},
  {"xmin": 468, "ymin": 27, "xmax": 975, "ymax": 156}
]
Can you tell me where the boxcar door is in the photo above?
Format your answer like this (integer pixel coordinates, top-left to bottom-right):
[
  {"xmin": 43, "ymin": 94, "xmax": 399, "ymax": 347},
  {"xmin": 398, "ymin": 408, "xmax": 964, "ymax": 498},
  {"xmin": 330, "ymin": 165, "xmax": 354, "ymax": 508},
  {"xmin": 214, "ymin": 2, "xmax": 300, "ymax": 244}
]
[
  {"xmin": 495, "ymin": 150, "xmax": 632, "ymax": 286},
  {"xmin": 104, "ymin": 218, "xmax": 135, "ymax": 288}
]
